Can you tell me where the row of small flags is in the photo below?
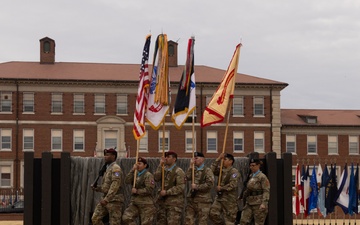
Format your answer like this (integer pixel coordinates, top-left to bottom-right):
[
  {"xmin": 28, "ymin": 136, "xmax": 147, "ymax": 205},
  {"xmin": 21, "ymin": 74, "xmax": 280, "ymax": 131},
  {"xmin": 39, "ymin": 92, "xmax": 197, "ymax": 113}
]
[
  {"xmin": 293, "ymin": 163, "xmax": 359, "ymax": 217},
  {"xmin": 1, "ymin": 194, "xmax": 18, "ymax": 206},
  {"xmin": 132, "ymin": 34, "xmax": 242, "ymax": 140}
]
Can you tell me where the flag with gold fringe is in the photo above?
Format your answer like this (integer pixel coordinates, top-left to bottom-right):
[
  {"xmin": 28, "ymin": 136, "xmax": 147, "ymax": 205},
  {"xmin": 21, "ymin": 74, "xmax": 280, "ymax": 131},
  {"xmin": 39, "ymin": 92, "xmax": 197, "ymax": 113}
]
[
  {"xmin": 146, "ymin": 34, "xmax": 170, "ymax": 130},
  {"xmin": 133, "ymin": 35, "xmax": 151, "ymax": 140},
  {"xmin": 201, "ymin": 43, "xmax": 241, "ymax": 127},
  {"xmin": 172, "ymin": 37, "xmax": 196, "ymax": 129}
]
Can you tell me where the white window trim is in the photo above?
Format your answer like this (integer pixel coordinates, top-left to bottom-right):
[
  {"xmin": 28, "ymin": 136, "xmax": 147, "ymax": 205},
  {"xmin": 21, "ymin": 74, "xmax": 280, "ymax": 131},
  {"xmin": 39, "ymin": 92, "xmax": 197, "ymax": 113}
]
[
  {"xmin": 158, "ymin": 130, "xmax": 170, "ymax": 152},
  {"xmin": 185, "ymin": 130, "xmax": 196, "ymax": 153},
  {"xmin": 286, "ymin": 134, "xmax": 296, "ymax": 154},
  {"xmin": 307, "ymin": 135, "xmax": 317, "ymax": 155},
  {"xmin": 206, "ymin": 131, "xmax": 218, "ymax": 153},
  {"xmin": 23, "ymin": 128, "xmax": 34, "ymax": 152},
  {"xmin": 139, "ymin": 131, "xmax": 148, "ymax": 153},
  {"xmin": 254, "ymin": 131, "xmax": 265, "ymax": 153},
  {"xmin": 328, "ymin": 135, "xmax": 338, "ymax": 155},
  {"xmin": 73, "ymin": 129, "xmax": 85, "ymax": 152},
  {"xmin": 0, "ymin": 161, "xmax": 14, "ymax": 188},
  {"xmin": 233, "ymin": 131, "xmax": 244, "ymax": 153},
  {"xmin": 51, "ymin": 129, "xmax": 63, "ymax": 152},
  {"xmin": 0, "ymin": 128, "xmax": 12, "ymax": 151}
]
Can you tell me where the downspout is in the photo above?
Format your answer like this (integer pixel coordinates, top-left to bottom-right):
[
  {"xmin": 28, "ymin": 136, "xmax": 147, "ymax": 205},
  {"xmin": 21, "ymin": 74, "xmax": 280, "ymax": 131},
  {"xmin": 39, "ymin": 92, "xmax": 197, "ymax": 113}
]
[
  {"xmin": 200, "ymin": 83, "xmax": 203, "ymax": 154},
  {"xmin": 270, "ymin": 86, "xmax": 273, "ymax": 152},
  {"xmin": 15, "ymin": 80, "xmax": 20, "ymax": 189}
]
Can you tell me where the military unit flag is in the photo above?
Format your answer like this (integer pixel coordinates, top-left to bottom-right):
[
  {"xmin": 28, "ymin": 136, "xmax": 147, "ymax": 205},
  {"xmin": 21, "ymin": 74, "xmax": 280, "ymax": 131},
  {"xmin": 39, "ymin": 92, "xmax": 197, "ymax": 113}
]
[
  {"xmin": 133, "ymin": 35, "xmax": 151, "ymax": 140},
  {"xmin": 172, "ymin": 37, "xmax": 196, "ymax": 129},
  {"xmin": 201, "ymin": 43, "xmax": 242, "ymax": 127}
]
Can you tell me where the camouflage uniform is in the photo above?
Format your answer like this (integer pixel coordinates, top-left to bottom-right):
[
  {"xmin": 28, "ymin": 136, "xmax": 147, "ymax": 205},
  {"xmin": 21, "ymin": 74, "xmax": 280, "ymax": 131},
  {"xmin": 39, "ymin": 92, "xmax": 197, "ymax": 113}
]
[
  {"xmin": 122, "ymin": 169, "xmax": 156, "ymax": 225},
  {"xmin": 209, "ymin": 160, "xmax": 240, "ymax": 225},
  {"xmin": 92, "ymin": 162, "xmax": 124, "ymax": 225},
  {"xmin": 240, "ymin": 171, "xmax": 270, "ymax": 225},
  {"xmin": 184, "ymin": 164, "xmax": 214, "ymax": 225},
  {"xmin": 154, "ymin": 164, "xmax": 185, "ymax": 225}
]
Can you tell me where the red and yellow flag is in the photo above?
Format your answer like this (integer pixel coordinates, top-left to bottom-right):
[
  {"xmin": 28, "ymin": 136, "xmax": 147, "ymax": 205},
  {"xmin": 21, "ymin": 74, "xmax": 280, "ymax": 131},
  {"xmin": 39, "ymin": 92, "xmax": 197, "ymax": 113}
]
[{"xmin": 201, "ymin": 43, "xmax": 241, "ymax": 127}]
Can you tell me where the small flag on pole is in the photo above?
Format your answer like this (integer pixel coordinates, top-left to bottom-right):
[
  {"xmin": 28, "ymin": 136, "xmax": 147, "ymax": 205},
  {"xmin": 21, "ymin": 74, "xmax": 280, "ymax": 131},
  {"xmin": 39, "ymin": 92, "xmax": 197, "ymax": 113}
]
[
  {"xmin": 201, "ymin": 43, "xmax": 242, "ymax": 127},
  {"xmin": 336, "ymin": 164, "xmax": 349, "ymax": 214},
  {"xmin": 172, "ymin": 37, "xmax": 196, "ymax": 129},
  {"xmin": 293, "ymin": 163, "xmax": 302, "ymax": 216},
  {"xmin": 133, "ymin": 35, "xmax": 151, "ymax": 140},
  {"xmin": 146, "ymin": 34, "xmax": 170, "ymax": 130}
]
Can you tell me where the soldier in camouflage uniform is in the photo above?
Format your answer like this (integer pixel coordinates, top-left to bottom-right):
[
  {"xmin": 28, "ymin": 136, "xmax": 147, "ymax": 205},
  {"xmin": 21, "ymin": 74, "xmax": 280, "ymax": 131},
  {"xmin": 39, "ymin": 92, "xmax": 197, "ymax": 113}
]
[
  {"xmin": 122, "ymin": 157, "xmax": 156, "ymax": 225},
  {"xmin": 240, "ymin": 158, "xmax": 270, "ymax": 225},
  {"xmin": 184, "ymin": 152, "xmax": 214, "ymax": 225},
  {"xmin": 154, "ymin": 151, "xmax": 185, "ymax": 225},
  {"xmin": 209, "ymin": 153, "xmax": 240, "ymax": 225},
  {"xmin": 92, "ymin": 148, "xmax": 124, "ymax": 225}
]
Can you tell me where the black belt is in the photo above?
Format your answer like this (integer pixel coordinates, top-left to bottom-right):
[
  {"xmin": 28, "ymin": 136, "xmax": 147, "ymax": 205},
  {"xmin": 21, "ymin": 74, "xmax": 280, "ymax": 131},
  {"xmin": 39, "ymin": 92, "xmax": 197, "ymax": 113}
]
[{"xmin": 250, "ymin": 191, "xmax": 263, "ymax": 196}]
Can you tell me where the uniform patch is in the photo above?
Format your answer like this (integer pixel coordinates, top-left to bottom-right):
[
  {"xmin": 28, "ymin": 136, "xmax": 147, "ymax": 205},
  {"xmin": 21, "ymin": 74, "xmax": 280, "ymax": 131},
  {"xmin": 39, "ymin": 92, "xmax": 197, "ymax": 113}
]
[
  {"xmin": 151, "ymin": 180, "xmax": 154, "ymax": 185},
  {"xmin": 114, "ymin": 172, "xmax": 120, "ymax": 177},
  {"xmin": 232, "ymin": 173, "xmax": 237, "ymax": 178}
]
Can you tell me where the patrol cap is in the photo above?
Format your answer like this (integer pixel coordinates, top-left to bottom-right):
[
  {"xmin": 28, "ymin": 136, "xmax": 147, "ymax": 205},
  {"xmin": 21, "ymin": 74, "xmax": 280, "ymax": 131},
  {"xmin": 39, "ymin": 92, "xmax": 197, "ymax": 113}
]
[
  {"xmin": 224, "ymin": 153, "xmax": 234, "ymax": 162},
  {"xmin": 165, "ymin": 150, "xmax": 177, "ymax": 159},
  {"xmin": 104, "ymin": 148, "xmax": 117, "ymax": 159},
  {"xmin": 249, "ymin": 158, "xmax": 261, "ymax": 165},
  {"xmin": 138, "ymin": 157, "xmax": 149, "ymax": 168},
  {"xmin": 194, "ymin": 152, "xmax": 204, "ymax": 158}
]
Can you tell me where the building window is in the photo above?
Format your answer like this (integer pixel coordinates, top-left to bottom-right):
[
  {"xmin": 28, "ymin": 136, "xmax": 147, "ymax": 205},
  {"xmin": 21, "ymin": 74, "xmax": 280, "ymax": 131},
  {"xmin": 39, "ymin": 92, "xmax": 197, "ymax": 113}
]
[
  {"xmin": 51, "ymin": 129, "xmax": 62, "ymax": 151},
  {"xmin": 253, "ymin": 96, "xmax": 264, "ymax": 116},
  {"xmin": 95, "ymin": 94, "xmax": 106, "ymax": 114},
  {"xmin": 233, "ymin": 131, "xmax": 244, "ymax": 152},
  {"xmin": 0, "ymin": 164, "xmax": 12, "ymax": 187},
  {"xmin": 51, "ymin": 93, "xmax": 63, "ymax": 113},
  {"xmin": 185, "ymin": 130, "xmax": 196, "ymax": 153},
  {"xmin": 23, "ymin": 129, "xmax": 34, "ymax": 151},
  {"xmin": 207, "ymin": 131, "xmax": 217, "ymax": 153},
  {"xmin": 349, "ymin": 136, "xmax": 359, "ymax": 155},
  {"xmin": 139, "ymin": 132, "xmax": 148, "ymax": 152},
  {"xmin": 254, "ymin": 131, "xmax": 265, "ymax": 153},
  {"xmin": 0, "ymin": 92, "xmax": 12, "ymax": 112},
  {"xmin": 307, "ymin": 135, "xmax": 317, "ymax": 154},
  {"xmin": 74, "ymin": 130, "xmax": 85, "ymax": 151},
  {"xmin": 116, "ymin": 94, "xmax": 128, "ymax": 115},
  {"xmin": 0, "ymin": 129, "xmax": 11, "ymax": 151},
  {"xmin": 104, "ymin": 130, "xmax": 117, "ymax": 149},
  {"xmin": 233, "ymin": 96, "xmax": 244, "ymax": 116},
  {"xmin": 23, "ymin": 92, "xmax": 34, "ymax": 113},
  {"xmin": 328, "ymin": 135, "xmax": 338, "ymax": 155},
  {"xmin": 158, "ymin": 130, "xmax": 170, "ymax": 152},
  {"xmin": 286, "ymin": 134, "xmax": 296, "ymax": 153},
  {"xmin": 73, "ymin": 93, "xmax": 85, "ymax": 114},
  {"xmin": 44, "ymin": 41, "xmax": 50, "ymax": 53}
]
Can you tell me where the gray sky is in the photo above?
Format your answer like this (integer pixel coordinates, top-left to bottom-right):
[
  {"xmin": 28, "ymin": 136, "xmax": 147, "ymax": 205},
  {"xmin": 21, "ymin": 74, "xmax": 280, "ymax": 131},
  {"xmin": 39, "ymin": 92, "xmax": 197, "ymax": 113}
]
[{"xmin": 1, "ymin": 0, "xmax": 360, "ymax": 110}]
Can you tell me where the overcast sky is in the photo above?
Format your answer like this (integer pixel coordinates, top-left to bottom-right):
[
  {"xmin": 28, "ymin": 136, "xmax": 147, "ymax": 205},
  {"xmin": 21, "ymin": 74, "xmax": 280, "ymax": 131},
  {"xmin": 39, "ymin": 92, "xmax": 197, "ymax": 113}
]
[{"xmin": 1, "ymin": 0, "xmax": 360, "ymax": 110}]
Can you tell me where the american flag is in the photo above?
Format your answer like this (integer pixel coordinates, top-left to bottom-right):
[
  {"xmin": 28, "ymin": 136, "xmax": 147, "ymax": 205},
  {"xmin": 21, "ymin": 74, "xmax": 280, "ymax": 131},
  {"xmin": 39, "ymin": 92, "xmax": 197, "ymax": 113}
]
[{"xmin": 133, "ymin": 35, "xmax": 151, "ymax": 140}]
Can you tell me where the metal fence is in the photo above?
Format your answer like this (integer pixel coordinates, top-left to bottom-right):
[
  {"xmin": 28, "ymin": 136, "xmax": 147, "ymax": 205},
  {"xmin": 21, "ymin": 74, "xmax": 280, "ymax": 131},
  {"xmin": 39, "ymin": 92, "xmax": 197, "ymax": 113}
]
[{"xmin": 0, "ymin": 188, "xmax": 24, "ymax": 212}]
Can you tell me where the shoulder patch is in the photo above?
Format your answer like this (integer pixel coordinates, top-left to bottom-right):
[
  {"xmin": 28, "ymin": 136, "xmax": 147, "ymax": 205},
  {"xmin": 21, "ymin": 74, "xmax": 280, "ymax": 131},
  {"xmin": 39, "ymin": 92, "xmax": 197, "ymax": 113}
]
[
  {"xmin": 232, "ymin": 173, "xmax": 237, "ymax": 178},
  {"xmin": 114, "ymin": 171, "xmax": 120, "ymax": 177}
]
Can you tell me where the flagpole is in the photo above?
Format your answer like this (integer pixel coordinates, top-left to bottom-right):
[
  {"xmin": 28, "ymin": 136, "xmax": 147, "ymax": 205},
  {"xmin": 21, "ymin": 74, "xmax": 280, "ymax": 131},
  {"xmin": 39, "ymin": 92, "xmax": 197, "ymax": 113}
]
[
  {"xmin": 133, "ymin": 139, "xmax": 140, "ymax": 187},
  {"xmin": 191, "ymin": 111, "xmax": 195, "ymax": 185},
  {"xmin": 161, "ymin": 120, "xmax": 166, "ymax": 191},
  {"xmin": 217, "ymin": 98, "xmax": 233, "ymax": 187}
]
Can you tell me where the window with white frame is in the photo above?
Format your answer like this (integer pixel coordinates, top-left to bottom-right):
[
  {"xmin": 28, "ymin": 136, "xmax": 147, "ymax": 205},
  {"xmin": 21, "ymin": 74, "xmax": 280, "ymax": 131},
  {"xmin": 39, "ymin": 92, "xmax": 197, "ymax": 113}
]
[
  {"xmin": 104, "ymin": 130, "xmax": 118, "ymax": 149},
  {"xmin": 207, "ymin": 131, "xmax": 217, "ymax": 153},
  {"xmin": 233, "ymin": 96, "xmax": 244, "ymax": 116},
  {"xmin": 139, "ymin": 132, "xmax": 148, "ymax": 152},
  {"xmin": 116, "ymin": 94, "xmax": 128, "ymax": 114},
  {"xmin": 185, "ymin": 130, "xmax": 196, "ymax": 152},
  {"xmin": 23, "ymin": 129, "xmax": 34, "ymax": 151},
  {"xmin": 51, "ymin": 93, "xmax": 63, "ymax": 113},
  {"xmin": 349, "ymin": 136, "xmax": 359, "ymax": 154},
  {"xmin": 73, "ymin": 93, "xmax": 85, "ymax": 114},
  {"xmin": 23, "ymin": 92, "xmax": 34, "ymax": 113},
  {"xmin": 286, "ymin": 134, "xmax": 296, "ymax": 153},
  {"xmin": 158, "ymin": 130, "xmax": 169, "ymax": 152},
  {"xmin": 253, "ymin": 96, "xmax": 264, "ymax": 116},
  {"xmin": 73, "ymin": 129, "xmax": 85, "ymax": 151},
  {"xmin": 307, "ymin": 135, "xmax": 317, "ymax": 154},
  {"xmin": 233, "ymin": 131, "xmax": 244, "ymax": 152},
  {"xmin": 0, "ymin": 163, "xmax": 12, "ymax": 187},
  {"xmin": 0, "ymin": 129, "xmax": 11, "ymax": 151},
  {"xmin": 328, "ymin": 135, "xmax": 338, "ymax": 155},
  {"xmin": 95, "ymin": 94, "xmax": 106, "ymax": 114},
  {"xmin": 254, "ymin": 131, "xmax": 265, "ymax": 153},
  {"xmin": 51, "ymin": 129, "xmax": 62, "ymax": 151},
  {"xmin": 0, "ymin": 92, "xmax": 12, "ymax": 112}
]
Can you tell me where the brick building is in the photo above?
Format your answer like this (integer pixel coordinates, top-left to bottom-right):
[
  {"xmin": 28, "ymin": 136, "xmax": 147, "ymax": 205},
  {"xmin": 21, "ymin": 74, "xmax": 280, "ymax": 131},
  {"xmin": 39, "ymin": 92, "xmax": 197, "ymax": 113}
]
[{"xmin": 0, "ymin": 37, "xmax": 288, "ymax": 190}]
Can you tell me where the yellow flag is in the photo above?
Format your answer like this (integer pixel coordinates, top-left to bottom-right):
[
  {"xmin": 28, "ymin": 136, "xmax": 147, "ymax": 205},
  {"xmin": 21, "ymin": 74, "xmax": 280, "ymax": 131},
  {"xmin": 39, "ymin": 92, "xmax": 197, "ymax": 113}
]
[{"xmin": 201, "ymin": 43, "xmax": 241, "ymax": 127}]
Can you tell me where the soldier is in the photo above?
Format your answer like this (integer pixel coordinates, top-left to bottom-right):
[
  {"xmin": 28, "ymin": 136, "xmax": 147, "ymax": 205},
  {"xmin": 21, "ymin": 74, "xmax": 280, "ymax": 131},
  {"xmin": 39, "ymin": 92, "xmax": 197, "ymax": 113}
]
[
  {"xmin": 122, "ymin": 157, "xmax": 156, "ymax": 225},
  {"xmin": 91, "ymin": 148, "xmax": 124, "ymax": 225},
  {"xmin": 209, "ymin": 153, "xmax": 240, "ymax": 225},
  {"xmin": 240, "ymin": 158, "xmax": 270, "ymax": 225},
  {"xmin": 154, "ymin": 151, "xmax": 185, "ymax": 225},
  {"xmin": 184, "ymin": 152, "xmax": 214, "ymax": 225}
]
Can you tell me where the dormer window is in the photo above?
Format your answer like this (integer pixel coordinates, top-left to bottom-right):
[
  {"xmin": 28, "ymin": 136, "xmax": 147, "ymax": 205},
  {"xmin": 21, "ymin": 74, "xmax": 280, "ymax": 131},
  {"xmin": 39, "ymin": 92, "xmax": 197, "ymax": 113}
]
[
  {"xmin": 298, "ymin": 114, "xmax": 317, "ymax": 124},
  {"xmin": 44, "ymin": 41, "xmax": 50, "ymax": 53},
  {"xmin": 168, "ymin": 44, "xmax": 174, "ymax": 56}
]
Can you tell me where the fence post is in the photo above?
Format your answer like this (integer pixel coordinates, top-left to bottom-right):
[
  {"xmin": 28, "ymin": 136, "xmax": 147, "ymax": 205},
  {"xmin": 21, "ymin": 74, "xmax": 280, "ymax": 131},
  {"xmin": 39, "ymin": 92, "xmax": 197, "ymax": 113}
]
[
  {"xmin": 265, "ymin": 152, "xmax": 278, "ymax": 225},
  {"xmin": 41, "ymin": 152, "xmax": 52, "ymax": 225},
  {"xmin": 60, "ymin": 152, "xmax": 71, "ymax": 225},
  {"xmin": 282, "ymin": 152, "xmax": 293, "ymax": 225},
  {"xmin": 24, "ymin": 152, "xmax": 34, "ymax": 225}
]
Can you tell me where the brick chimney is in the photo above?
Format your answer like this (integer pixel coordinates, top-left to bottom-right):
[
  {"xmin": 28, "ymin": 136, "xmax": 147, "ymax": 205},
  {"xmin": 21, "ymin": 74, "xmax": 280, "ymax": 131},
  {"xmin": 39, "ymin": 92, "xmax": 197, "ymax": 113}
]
[
  {"xmin": 39, "ymin": 37, "xmax": 55, "ymax": 64},
  {"xmin": 168, "ymin": 40, "xmax": 178, "ymax": 67}
]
